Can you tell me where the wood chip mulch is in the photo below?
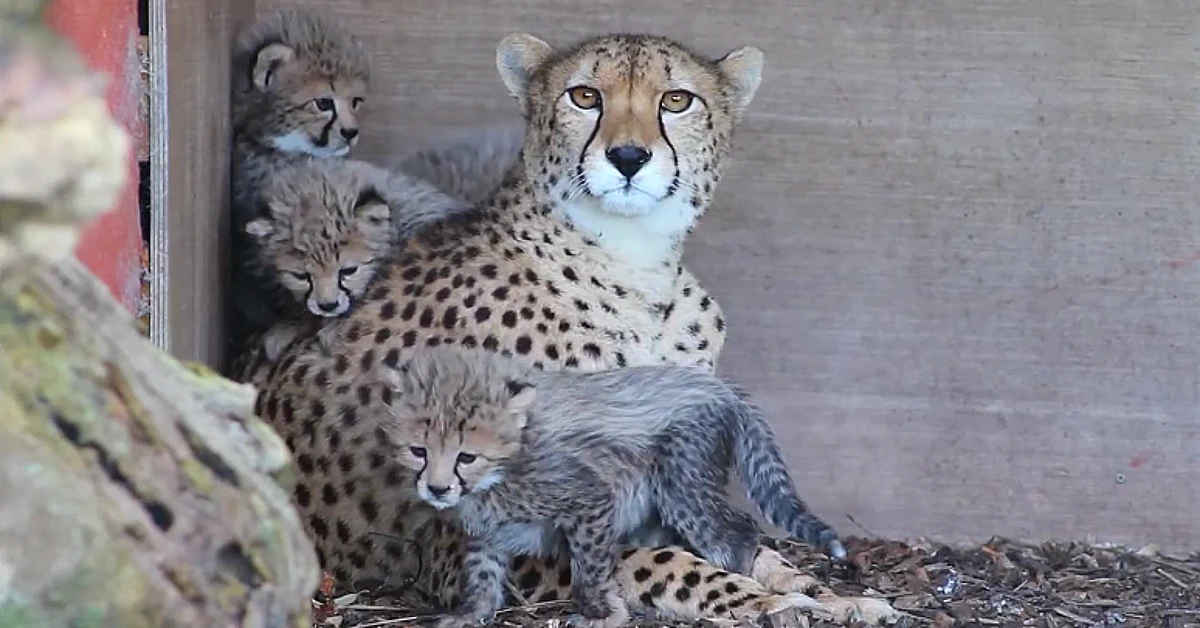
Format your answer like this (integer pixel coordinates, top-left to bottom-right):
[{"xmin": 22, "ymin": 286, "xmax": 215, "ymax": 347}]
[{"xmin": 311, "ymin": 537, "xmax": 1200, "ymax": 628}]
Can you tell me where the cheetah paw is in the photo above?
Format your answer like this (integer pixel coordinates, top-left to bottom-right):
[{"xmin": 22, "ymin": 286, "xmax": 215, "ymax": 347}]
[{"xmin": 815, "ymin": 593, "xmax": 902, "ymax": 625}]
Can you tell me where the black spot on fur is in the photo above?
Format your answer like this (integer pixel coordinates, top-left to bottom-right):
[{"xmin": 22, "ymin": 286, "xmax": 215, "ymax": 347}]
[
  {"xmin": 380, "ymin": 301, "xmax": 397, "ymax": 320},
  {"xmin": 653, "ymin": 550, "xmax": 675, "ymax": 564},
  {"xmin": 634, "ymin": 567, "xmax": 653, "ymax": 582},
  {"xmin": 294, "ymin": 484, "xmax": 311, "ymax": 507},
  {"xmin": 501, "ymin": 311, "xmax": 517, "ymax": 327},
  {"xmin": 515, "ymin": 336, "xmax": 532, "ymax": 354},
  {"xmin": 309, "ymin": 515, "xmax": 329, "ymax": 539},
  {"xmin": 357, "ymin": 499, "xmax": 376, "ymax": 523},
  {"xmin": 480, "ymin": 264, "xmax": 498, "ymax": 278},
  {"xmin": 442, "ymin": 306, "xmax": 459, "ymax": 329}
]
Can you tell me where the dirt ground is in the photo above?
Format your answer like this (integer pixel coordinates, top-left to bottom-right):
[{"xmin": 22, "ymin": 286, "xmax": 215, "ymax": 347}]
[{"xmin": 312, "ymin": 537, "xmax": 1200, "ymax": 628}]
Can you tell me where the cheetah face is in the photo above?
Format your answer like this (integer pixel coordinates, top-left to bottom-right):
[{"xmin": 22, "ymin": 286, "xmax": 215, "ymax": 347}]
[
  {"xmin": 496, "ymin": 34, "xmax": 763, "ymax": 244},
  {"xmin": 380, "ymin": 360, "xmax": 539, "ymax": 510},
  {"xmin": 248, "ymin": 42, "xmax": 367, "ymax": 157},
  {"xmin": 245, "ymin": 161, "xmax": 394, "ymax": 317}
]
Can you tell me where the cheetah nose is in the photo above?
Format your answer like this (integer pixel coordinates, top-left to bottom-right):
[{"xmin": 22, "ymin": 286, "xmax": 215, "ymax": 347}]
[
  {"xmin": 605, "ymin": 144, "xmax": 652, "ymax": 179},
  {"xmin": 427, "ymin": 485, "xmax": 451, "ymax": 497},
  {"xmin": 341, "ymin": 128, "xmax": 359, "ymax": 141},
  {"xmin": 316, "ymin": 300, "xmax": 340, "ymax": 313}
]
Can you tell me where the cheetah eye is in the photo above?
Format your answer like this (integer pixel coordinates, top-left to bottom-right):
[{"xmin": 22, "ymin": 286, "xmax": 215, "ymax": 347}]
[
  {"xmin": 288, "ymin": 270, "xmax": 311, "ymax": 282},
  {"xmin": 409, "ymin": 446, "xmax": 427, "ymax": 458},
  {"xmin": 456, "ymin": 452, "xmax": 477, "ymax": 465},
  {"xmin": 314, "ymin": 97, "xmax": 335, "ymax": 112},
  {"xmin": 660, "ymin": 90, "xmax": 695, "ymax": 114},
  {"xmin": 351, "ymin": 97, "xmax": 364, "ymax": 109},
  {"xmin": 567, "ymin": 86, "xmax": 601, "ymax": 110},
  {"xmin": 339, "ymin": 266, "xmax": 359, "ymax": 278}
]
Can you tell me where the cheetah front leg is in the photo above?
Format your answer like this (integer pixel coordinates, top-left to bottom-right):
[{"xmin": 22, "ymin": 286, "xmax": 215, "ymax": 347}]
[
  {"xmin": 560, "ymin": 511, "xmax": 629, "ymax": 628},
  {"xmin": 435, "ymin": 536, "xmax": 509, "ymax": 628}
]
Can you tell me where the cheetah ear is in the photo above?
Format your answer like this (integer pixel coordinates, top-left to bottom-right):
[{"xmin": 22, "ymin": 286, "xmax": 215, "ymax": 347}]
[
  {"xmin": 504, "ymin": 379, "xmax": 537, "ymax": 428},
  {"xmin": 253, "ymin": 43, "xmax": 296, "ymax": 91},
  {"xmin": 354, "ymin": 187, "xmax": 391, "ymax": 226},
  {"xmin": 716, "ymin": 46, "xmax": 765, "ymax": 116},
  {"xmin": 244, "ymin": 218, "xmax": 274, "ymax": 239},
  {"xmin": 495, "ymin": 33, "xmax": 555, "ymax": 116}
]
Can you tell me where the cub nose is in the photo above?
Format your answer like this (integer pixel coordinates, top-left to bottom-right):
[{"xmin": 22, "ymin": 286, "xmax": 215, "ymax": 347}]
[
  {"xmin": 341, "ymin": 128, "xmax": 359, "ymax": 141},
  {"xmin": 316, "ymin": 300, "xmax": 340, "ymax": 313},
  {"xmin": 427, "ymin": 485, "xmax": 451, "ymax": 497},
  {"xmin": 605, "ymin": 144, "xmax": 652, "ymax": 179}
]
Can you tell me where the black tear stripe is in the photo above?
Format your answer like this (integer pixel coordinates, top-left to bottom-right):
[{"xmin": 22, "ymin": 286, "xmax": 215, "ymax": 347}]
[
  {"xmin": 316, "ymin": 107, "xmax": 337, "ymax": 148},
  {"xmin": 577, "ymin": 102, "xmax": 603, "ymax": 197},
  {"xmin": 655, "ymin": 56, "xmax": 681, "ymax": 198}
]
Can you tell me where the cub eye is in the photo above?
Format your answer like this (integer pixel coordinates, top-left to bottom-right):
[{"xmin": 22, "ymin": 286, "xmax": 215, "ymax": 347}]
[
  {"xmin": 409, "ymin": 446, "xmax": 427, "ymax": 458},
  {"xmin": 288, "ymin": 271, "xmax": 311, "ymax": 281},
  {"xmin": 567, "ymin": 86, "xmax": 601, "ymax": 110},
  {"xmin": 456, "ymin": 453, "xmax": 477, "ymax": 465},
  {"xmin": 339, "ymin": 266, "xmax": 359, "ymax": 278},
  {"xmin": 314, "ymin": 97, "xmax": 335, "ymax": 112},
  {"xmin": 351, "ymin": 97, "xmax": 365, "ymax": 109},
  {"xmin": 660, "ymin": 90, "xmax": 695, "ymax": 114}
]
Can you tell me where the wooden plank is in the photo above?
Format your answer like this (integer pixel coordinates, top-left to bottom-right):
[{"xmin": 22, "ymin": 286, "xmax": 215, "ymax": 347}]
[
  {"xmin": 149, "ymin": 0, "xmax": 254, "ymax": 365},
  {"xmin": 257, "ymin": 0, "xmax": 1200, "ymax": 552},
  {"xmin": 47, "ymin": 0, "xmax": 143, "ymax": 312}
]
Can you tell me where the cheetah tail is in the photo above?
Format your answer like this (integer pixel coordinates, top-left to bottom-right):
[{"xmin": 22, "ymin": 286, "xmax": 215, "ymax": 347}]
[{"xmin": 726, "ymin": 393, "xmax": 847, "ymax": 560}]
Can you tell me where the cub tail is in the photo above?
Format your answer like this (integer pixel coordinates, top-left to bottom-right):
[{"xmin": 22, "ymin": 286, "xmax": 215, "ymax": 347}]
[{"xmin": 728, "ymin": 391, "xmax": 847, "ymax": 560}]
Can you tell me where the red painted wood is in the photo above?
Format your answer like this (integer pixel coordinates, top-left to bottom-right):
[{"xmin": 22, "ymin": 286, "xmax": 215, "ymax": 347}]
[{"xmin": 48, "ymin": 0, "xmax": 143, "ymax": 312}]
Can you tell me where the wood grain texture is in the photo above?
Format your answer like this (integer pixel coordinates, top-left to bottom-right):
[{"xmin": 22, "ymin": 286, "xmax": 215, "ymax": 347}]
[
  {"xmin": 150, "ymin": 0, "xmax": 254, "ymax": 365},
  {"xmin": 256, "ymin": 0, "xmax": 1200, "ymax": 551}
]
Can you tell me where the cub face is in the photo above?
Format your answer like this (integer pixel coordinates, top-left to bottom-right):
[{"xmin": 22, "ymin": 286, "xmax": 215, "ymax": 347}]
[
  {"xmin": 496, "ymin": 33, "xmax": 764, "ymax": 225},
  {"xmin": 244, "ymin": 161, "xmax": 393, "ymax": 318},
  {"xmin": 234, "ymin": 9, "xmax": 369, "ymax": 158},
  {"xmin": 379, "ymin": 358, "xmax": 539, "ymax": 510}
]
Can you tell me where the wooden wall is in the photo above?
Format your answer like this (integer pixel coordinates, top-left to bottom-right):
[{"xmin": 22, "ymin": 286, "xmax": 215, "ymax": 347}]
[
  {"xmin": 253, "ymin": 0, "xmax": 1200, "ymax": 551},
  {"xmin": 149, "ymin": 0, "xmax": 255, "ymax": 365}
]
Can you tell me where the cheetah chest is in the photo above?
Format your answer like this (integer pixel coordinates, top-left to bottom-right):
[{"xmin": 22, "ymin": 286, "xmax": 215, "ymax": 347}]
[{"xmin": 340, "ymin": 229, "xmax": 675, "ymax": 372}]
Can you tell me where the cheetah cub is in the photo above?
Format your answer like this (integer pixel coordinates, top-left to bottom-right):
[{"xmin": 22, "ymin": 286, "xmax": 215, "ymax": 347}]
[
  {"xmin": 242, "ymin": 159, "xmax": 461, "ymax": 360},
  {"xmin": 378, "ymin": 347, "xmax": 845, "ymax": 628}
]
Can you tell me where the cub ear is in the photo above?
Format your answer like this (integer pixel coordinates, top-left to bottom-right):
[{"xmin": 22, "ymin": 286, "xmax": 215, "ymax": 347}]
[
  {"xmin": 716, "ymin": 46, "xmax": 765, "ymax": 117},
  {"xmin": 504, "ymin": 379, "xmax": 537, "ymax": 428},
  {"xmin": 495, "ymin": 33, "xmax": 555, "ymax": 116},
  {"xmin": 244, "ymin": 218, "xmax": 274, "ymax": 238},
  {"xmin": 354, "ymin": 187, "xmax": 391, "ymax": 226},
  {"xmin": 252, "ymin": 42, "xmax": 296, "ymax": 90}
]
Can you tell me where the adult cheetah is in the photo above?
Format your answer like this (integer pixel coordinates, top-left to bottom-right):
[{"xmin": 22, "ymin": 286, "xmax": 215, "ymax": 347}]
[{"xmin": 237, "ymin": 32, "xmax": 898, "ymax": 625}]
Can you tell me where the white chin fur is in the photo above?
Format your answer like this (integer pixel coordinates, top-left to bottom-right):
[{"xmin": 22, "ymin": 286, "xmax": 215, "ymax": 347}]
[
  {"xmin": 558, "ymin": 193, "xmax": 695, "ymax": 271},
  {"xmin": 306, "ymin": 294, "xmax": 351, "ymax": 317},
  {"xmin": 417, "ymin": 484, "xmax": 459, "ymax": 509},
  {"xmin": 270, "ymin": 130, "xmax": 350, "ymax": 158}
]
